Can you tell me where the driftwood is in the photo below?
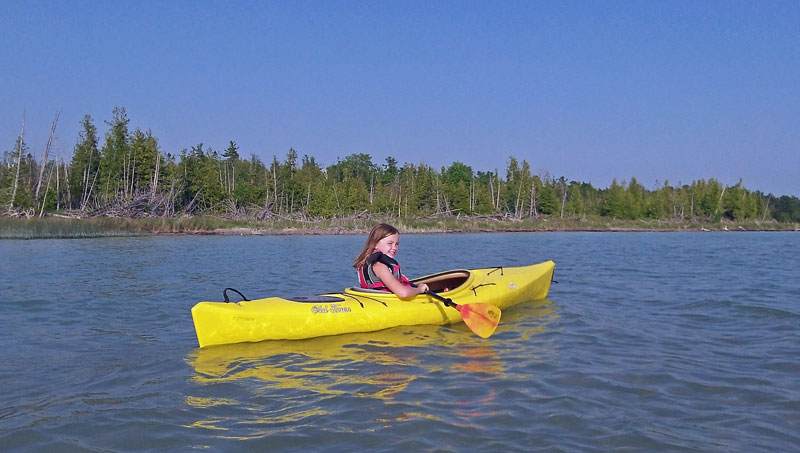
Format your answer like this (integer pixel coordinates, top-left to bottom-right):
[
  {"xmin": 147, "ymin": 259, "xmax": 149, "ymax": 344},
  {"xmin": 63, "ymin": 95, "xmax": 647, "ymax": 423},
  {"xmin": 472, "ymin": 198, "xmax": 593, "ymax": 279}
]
[
  {"xmin": 5, "ymin": 208, "xmax": 35, "ymax": 218},
  {"xmin": 86, "ymin": 190, "xmax": 176, "ymax": 218}
]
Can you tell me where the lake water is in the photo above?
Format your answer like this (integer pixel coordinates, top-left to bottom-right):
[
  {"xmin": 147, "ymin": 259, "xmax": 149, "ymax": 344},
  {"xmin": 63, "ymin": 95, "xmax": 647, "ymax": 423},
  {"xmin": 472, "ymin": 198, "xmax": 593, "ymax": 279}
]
[{"xmin": 1, "ymin": 232, "xmax": 798, "ymax": 451}]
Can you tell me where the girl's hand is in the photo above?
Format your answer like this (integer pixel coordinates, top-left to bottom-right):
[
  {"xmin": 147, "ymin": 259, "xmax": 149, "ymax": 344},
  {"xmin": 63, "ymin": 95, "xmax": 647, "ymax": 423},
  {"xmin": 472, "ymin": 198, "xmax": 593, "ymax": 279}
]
[
  {"xmin": 417, "ymin": 283, "xmax": 430, "ymax": 294},
  {"xmin": 374, "ymin": 263, "xmax": 426, "ymax": 298}
]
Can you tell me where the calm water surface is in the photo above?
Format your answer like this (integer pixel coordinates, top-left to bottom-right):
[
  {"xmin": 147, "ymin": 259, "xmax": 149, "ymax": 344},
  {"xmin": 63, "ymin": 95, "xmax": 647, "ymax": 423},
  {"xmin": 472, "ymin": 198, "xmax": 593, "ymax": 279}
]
[{"xmin": 1, "ymin": 232, "xmax": 798, "ymax": 451}]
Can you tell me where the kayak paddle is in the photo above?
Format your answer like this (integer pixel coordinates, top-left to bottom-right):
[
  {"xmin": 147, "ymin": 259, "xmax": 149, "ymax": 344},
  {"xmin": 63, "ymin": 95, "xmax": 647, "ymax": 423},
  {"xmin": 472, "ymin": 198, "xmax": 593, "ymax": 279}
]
[{"xmin": 426, "ymin": 290, "xmax": 501, "ymax": 338}]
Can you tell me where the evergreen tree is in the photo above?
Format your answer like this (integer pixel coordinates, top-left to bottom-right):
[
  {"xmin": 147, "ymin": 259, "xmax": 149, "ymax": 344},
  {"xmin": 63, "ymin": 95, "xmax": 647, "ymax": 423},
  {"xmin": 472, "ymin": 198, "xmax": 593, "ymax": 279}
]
[
  {"xmin": 2, "ymin": 137, "xmax": 35, "ymax": 210},
  {"xmin": 381, "ymin": 156, "xmax": 400, "ymax": 185},
  {"xmin": 773, "ymin": 196, "xmax": 800, "ymax": 222},
  {"xmin": 626, "ymin": 177, "xmax": 645, "ymax": 218},
  {"xmin": 721, "ymin": 179, "xmax": 756, "ymax": 220},
  {"xmin": 223, "ymin": 141, "xmax": 240, "ymax": 160},
  {"xmin": 697, "ymin": 178, "xmax": 724, "ymax": 220},
  {"xmin": 443, "ymin": 162, "xmax": 473, "ymax": 213},
  {"xmin": 537, "ymin": 180, "xmax": 557, "ymax": 216},
  {"xmin": 602, "ymin": 178, "xmax": 626, "ymax": 218},
  {"xmin": 564, "ymin": 182, "xmax": 585, "ymax": 217},
  {"xmin": 222, "ymin": 141, "xmax": 240, "ymax": 195},
  {"xmin": 99, "ymin": 107, "xmax": 131, "ymax": 200},
  {"xmin": 297, "ymin": 154, "xmax": 327, "ymax": 215},
  {"xmin": 128, "ymin": 129, "xmax": 159, "ymax": 193},
  {"xmin": 69, "ymin": 115, "xmax": 100, "ymax": 209},
  {"xmin": 4, "ymin": 105, "xmax": 800, "ymax": 223}
]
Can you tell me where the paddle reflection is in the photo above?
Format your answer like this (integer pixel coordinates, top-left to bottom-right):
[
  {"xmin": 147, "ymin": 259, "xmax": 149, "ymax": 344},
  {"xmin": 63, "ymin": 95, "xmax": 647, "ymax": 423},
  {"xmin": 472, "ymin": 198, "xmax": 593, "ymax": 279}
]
[{"xmin": 451, "ymin": 345, "xmax": 505, "ymax": 375}]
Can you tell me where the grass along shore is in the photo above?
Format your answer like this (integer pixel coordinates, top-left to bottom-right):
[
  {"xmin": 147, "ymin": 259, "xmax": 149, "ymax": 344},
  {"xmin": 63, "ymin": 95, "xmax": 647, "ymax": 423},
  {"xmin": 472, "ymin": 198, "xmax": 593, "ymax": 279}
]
[{"xmin": 1, "ymin": 215, "xmax": 797, "ymax": 239}]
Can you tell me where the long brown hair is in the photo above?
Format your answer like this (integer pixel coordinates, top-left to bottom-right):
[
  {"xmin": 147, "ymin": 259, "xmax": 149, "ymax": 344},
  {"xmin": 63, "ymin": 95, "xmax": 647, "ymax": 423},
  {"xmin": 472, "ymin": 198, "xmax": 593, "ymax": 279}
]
[{"xmin": 353, "ymin": 223, "xmax": 399, "ymax": 268}]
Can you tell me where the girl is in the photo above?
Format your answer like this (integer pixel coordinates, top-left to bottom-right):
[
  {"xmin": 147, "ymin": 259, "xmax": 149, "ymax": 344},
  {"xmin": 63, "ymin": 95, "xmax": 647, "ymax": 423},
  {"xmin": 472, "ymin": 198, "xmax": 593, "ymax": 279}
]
[{"xmin": 353, "ymin": 223, "xmax": 429, "ymax": 298}]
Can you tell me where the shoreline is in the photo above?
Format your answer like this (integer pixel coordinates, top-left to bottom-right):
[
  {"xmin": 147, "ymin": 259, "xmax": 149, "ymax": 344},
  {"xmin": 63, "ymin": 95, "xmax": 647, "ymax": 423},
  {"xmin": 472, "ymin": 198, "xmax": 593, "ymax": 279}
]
[
  {"xmin": 188, "ymin": 227, "xmax": 798, "ymax": 236},
  {"xmin": 2, "ymin": 215, "xmax": 797, "ymax": 239}
]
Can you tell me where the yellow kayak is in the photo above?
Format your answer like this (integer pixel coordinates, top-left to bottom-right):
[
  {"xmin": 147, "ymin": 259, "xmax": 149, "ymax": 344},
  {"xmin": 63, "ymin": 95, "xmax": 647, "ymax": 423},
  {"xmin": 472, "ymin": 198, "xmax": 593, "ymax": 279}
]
[{"xmin": 191, "ymin": 260, "xmax": 555, "ymax": 348}]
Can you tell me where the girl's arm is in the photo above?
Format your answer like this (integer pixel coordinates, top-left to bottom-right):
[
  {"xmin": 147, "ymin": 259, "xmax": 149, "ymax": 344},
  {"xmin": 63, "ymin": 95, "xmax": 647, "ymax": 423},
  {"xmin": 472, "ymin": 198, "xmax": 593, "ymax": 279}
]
[{"xmin": 372, "ymin": 262, "xmax": 429, "ymax": 298}]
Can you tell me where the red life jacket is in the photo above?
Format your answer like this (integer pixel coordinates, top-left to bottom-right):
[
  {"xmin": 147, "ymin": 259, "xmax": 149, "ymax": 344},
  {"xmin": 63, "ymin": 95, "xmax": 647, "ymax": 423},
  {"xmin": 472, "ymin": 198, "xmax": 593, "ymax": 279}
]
[{"xmin": 358, "ymin": 252, "xmax": 411, "ymax": 291}]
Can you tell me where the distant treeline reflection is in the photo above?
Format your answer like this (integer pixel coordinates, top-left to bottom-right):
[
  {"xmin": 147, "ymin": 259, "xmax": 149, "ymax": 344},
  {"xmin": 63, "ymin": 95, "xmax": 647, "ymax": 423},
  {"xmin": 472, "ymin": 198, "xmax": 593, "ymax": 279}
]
[{"xmin": 3, "ymin": 107, "xmax": 799, "ymax": 223}]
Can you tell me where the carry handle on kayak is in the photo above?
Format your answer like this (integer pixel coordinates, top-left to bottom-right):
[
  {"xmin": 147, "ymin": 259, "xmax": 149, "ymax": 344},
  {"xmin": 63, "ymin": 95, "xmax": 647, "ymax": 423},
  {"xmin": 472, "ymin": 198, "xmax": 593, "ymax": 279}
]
[{"xmin": 223, "ymin": 287, "xmax": 249, "ymax": 303}]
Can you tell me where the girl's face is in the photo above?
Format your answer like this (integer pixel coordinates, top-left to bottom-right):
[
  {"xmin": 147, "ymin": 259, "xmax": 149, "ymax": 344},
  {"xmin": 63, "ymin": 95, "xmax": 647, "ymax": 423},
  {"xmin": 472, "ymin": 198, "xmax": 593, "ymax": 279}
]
[{"xmin": 374, "ymin": 233, "xmax": 400, "ymax": 258}]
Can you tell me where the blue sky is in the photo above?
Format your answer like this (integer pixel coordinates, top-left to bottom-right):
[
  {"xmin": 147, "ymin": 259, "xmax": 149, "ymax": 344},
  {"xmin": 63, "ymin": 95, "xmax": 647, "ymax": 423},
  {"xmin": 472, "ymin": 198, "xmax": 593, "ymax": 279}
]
[{"xmin": 2, "ymin": 1, "xmax": 798, "ymax": 196}]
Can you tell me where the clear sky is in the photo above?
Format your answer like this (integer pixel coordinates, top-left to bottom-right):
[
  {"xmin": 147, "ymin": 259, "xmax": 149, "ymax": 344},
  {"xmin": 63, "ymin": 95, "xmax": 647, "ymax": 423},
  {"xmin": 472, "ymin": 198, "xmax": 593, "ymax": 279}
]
[{"xmin": 2, "ymin": 1, "xmax": 798, "ymax": 196}]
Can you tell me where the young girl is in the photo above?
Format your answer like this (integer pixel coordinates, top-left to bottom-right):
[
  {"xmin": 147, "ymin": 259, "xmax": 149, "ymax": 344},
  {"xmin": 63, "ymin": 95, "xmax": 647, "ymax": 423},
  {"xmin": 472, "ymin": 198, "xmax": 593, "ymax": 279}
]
[{"xmin": 353, "ymin": 223, "xmax": 429, "ymax": 298}]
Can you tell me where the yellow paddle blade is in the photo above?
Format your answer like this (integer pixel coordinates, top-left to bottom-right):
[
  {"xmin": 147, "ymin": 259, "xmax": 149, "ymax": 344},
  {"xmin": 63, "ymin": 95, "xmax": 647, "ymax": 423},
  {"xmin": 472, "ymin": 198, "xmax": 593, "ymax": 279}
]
[{"xmin": 459, "ymin": 303, "xmax": 501, "ymax": 338}]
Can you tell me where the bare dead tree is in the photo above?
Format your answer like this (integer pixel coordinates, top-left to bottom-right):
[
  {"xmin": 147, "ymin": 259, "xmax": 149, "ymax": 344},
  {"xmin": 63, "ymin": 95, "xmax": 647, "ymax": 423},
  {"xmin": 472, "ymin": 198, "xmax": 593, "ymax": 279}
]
[
  {"xmin": 35, "ymin": 108, "xmax": 61, "ymax": 202},
  {"xmin": 272, "ymin": 160, "xmax": 278, "ymax": 208},
  {"xmin": 488, "ymin": 172, "xmax": 495, "ymax": 209},
  {"xmin": 264, "ymin": 165, "xmax": 269, "ymax": 209},
  {"xmin": 397, "ymin": 183, "xmax": 402, "ymax": 218},
  {"xmin": 82, "ymin": 168, "xmax": 99, "ymax": 211},
  {"xmin": 529, "ymin": 179, "xmax": 538, "ymax": 218},
  {"xmin": 369, "ymin": 174, "xmax": 374, "ymax": 205},
  {"xmin": 495, "ymin": 171, "xmax": 501, "ymax": 212},
  {"xmin": 150, "ymin": 153, "xmax": 160, "ymax": 202},
  {"xmin": 332, "ymin": 182, "xmax": 341, "ymax": 210},
  {"xmin": 129, "ymin": 153, "xmax": 136, "ymax": 199},
  {"xmin": 62, "ymin": 155, "xmax": 70, "ymax": 208},
  {"xmin": 56, "ymin": 154, "xmax": 61, "ymax": 211},
  {"xmin": 470, "ymin": 176, "xmax": 475, "ymax": 212},
  {"xmin": 39, "ymin": 162, "xmax": 56, "ymax": 217},
  {"xmin": 715, "ymin": 186, "xmax": 726, "ymax": 216},
  {"xmin": 81, "ymin": 150, "xmax": 94, "ymax": 210},
  {"xmin": 10, "ymin": 114, "xmax": 25, "ymax": 211},
  {"xmin": 435, "ymin": 174, "xmax": 442, "ymax": 213}
]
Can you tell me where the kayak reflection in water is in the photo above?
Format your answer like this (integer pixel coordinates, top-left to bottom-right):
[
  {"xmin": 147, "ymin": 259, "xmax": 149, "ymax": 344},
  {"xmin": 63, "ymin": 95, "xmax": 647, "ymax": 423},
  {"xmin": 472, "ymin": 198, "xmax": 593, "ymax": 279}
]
[{"xmin": 353, "ymin": 223, "xmax": 430, "ymax": 298}]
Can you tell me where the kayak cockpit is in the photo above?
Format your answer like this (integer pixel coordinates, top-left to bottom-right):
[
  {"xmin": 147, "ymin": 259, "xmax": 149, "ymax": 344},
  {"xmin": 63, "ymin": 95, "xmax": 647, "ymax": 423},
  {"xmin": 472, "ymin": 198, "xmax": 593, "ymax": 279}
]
[
  {"xmin": 414, "ymin": 269, "xmax": 470, "ymax": 293},
  {"xmin": 346, "ymin": 269, "xmax": 472, "ymax": 295}
]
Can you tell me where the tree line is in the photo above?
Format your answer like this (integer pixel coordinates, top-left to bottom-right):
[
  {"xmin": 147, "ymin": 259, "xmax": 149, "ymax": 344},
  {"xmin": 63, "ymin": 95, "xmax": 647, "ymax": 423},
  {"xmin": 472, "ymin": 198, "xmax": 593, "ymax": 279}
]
[{"xmin": 2, "ymin": 107, "xmax": 799, "ymax": 223}]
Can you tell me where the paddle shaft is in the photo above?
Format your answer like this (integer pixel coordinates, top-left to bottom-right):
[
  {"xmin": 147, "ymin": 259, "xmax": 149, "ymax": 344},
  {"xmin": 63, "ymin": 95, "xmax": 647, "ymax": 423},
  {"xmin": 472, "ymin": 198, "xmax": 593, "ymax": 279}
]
[
  {"xmin": 424, "ymin": 290, "xmax": 459, "ymax": 309},
  {"xmin": 410, "ymin": 281, "xmax": 460, "ymax": 309}
]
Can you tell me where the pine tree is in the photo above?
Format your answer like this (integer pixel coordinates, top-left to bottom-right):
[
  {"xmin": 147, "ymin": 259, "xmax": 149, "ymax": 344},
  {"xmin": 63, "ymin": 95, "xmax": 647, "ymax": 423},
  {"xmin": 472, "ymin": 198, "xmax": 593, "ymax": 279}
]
[
  {"xmin": 69, "ymin": 115, "xmax": 101, "ymax": 210},
  {"xmin": 99, "ymin": 107, "xmax": 131, "ymax": 200}
]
